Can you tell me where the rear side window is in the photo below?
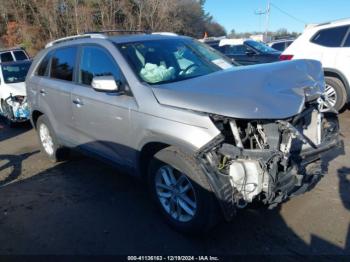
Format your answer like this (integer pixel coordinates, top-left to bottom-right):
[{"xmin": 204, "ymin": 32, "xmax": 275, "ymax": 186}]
[
  {"xmin": 0, "ymin": 52, "xmax": 14, "ymax": 62},
  {"xmin": 224, "ymin": 45, "xmax": 249, "ymax": 55},
  {"xmin": 344, "ymin": 32, "xmax": 350, "ymax": 47},
  {"xmin": 13, "ymin": 50, "xmax": 28, "ymax": 61},
  {"xmin": 286, "ymin": 41, "xmax": 293, "ymax": 48},
  {"xmin": 37, "ymin": 52, "xmax": 52, "ymax": 76},
  {"xmin": 311, "ymin": 26, "xmax": 349, "ymax": 47},
  {"xmin": 271, "ymin": 42, "xmax": 285, "ymax": 51},
  {"xmin": 78, "ymin": 46, "xmax": 121, "ymax": 86},
  {"xmin": 51, "ymin": 47, "xmax": 77, "ymax": 81}
]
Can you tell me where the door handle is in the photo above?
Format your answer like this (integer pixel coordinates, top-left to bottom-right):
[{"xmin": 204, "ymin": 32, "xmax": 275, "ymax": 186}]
[
  {"xmin": 72, "ymin": 98, "xmax": 84, "ymax": 106},
  {"xmin": 39, "ymin": 89, "xmax": 47, "ymax": 96}
]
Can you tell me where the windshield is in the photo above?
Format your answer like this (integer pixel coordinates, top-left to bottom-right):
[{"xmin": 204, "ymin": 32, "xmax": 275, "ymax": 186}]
[
  {"xmin": 1, "ymin": 61, "xmax": 31, "ymax": 84},
  {"xmin": 245, "ymin": 40, "xmax": 279, "ymax": 54},
  {"xmin": 117, "ymin": 38, "xmax": 234, "ymax": 85}
]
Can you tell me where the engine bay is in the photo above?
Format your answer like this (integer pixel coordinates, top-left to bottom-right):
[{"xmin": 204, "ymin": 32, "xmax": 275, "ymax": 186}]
[{"xmin": 196, "ymin": 101, "xmax": 340, "ymax": 220}]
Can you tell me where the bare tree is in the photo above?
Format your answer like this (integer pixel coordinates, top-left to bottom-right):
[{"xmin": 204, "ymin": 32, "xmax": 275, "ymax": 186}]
[{"xmin": 0, "ymin": 0, "xmax": 226, "ymax": 55}]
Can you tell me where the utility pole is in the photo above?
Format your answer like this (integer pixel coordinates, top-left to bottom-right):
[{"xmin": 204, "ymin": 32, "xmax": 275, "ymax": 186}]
[
  {"xmin": 265, "ymin": 0, "xmax": 271, "ymax": 40},
  {"xmin": 255, "ymin": 0, "xmax": 270, "ymax": 40}
]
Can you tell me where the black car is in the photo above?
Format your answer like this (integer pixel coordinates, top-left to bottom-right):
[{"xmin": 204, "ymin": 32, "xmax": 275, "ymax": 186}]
[
  {"xmin": 213, "ymin": 39, "xmax": 281, "ymax": 65},
  {"xmin": 268, "ymin": 39, "xmax": 294, "ymax": 52}
]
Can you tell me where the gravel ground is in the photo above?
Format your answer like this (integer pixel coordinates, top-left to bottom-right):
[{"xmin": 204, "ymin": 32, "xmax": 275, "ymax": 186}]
[{"xmin": 0, "ymin": 111, "xmax": 349, "ymax": 256}]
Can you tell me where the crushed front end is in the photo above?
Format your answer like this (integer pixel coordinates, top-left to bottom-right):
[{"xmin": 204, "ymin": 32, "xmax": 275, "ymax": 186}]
[
  {"xmin": 1, "ymin": 95, "xmax": 30, "ymax": 122},
  {"xmin": 196, "ymin": 100, "xmax": 340, "ymax": 220}
]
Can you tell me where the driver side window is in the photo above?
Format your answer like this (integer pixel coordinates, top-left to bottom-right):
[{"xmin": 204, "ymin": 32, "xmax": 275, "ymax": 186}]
[
  {"xmin": 225, "ymin": 45, "xmax": 249, "ymax": 55},
  {"xmin": 78, "ymin": 46, "xmax": 121, "ymax": 86}
]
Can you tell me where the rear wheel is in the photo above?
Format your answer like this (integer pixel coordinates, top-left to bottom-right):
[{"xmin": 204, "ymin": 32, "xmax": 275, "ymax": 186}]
[
  {"xmin": 324, "ymin": 77, "xmax": 347, "ymax": 111},
  {"xmin": 148, "ymin": 146, "xmax": 221, "ymax": 234},
  {"xmin": 36, "ymin": 115, "xmax": 70, "ymax": 162}
]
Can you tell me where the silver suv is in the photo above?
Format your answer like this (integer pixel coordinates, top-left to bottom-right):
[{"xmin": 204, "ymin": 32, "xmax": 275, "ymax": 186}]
[{"xmin": 26, "ymin": 32, "xmax": 340, "ymax": 233}]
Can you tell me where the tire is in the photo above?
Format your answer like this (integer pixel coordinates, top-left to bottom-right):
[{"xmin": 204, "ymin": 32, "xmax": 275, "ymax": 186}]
[
  {"xmin": 148, "ymin": 146, "xmax": 221, "ymax": 234},
  {"xmin": 324, "ymin": 77, "xmax": 347, "ymax": 111},
  {"xmin": 36, "ymin": 115, "xmax": 70, "ymax": 162}
]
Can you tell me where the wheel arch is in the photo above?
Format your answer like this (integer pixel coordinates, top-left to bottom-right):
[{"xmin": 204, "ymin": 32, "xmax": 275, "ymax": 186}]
[
  {"xmin": 31, "ymin": 110, "xmax": 44, "ymax": 128},
  {"xmin": 138, "ymin": 142, "xmax": 171, "ymax": 180},
  {"xmin": 324, "ymin": 68, "xmax": 350, "ymax": 102}
]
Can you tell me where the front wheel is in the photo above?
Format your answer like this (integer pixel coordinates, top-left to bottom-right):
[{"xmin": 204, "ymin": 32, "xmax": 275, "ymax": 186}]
[
  {"xmin": 324, "ymin": 77, "xmax": 347, "ymax": 111},
  {"xmin": 148, "ymin": 146, "xmax": 221, "ymax": 234}
]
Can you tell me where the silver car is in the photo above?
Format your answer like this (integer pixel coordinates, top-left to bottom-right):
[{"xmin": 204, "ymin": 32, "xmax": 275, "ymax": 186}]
[{"xmin": 26, "ymin": 32, "xmax": 340, "ymax": 233}]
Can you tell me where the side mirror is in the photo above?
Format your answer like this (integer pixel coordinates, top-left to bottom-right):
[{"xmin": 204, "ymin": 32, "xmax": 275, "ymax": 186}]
[{"xmin": 91, "ymin": 76, "xmax": 119, "ymax": 92}]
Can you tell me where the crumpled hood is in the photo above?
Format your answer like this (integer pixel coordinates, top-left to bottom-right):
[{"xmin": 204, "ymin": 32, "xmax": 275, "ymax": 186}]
[
  {"xmin": 3, "ymin": 82, "xmax": 27, "ymax": 97},
  {"xmin": 152, "ymin": 59, "xmax": 324, "ymax": 119}
]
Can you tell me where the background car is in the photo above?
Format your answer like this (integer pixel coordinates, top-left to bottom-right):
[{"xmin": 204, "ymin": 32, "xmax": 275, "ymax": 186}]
[
  {"xmin": 0, "ymin": 48, "xmax": 30, "ymax": 63},
  {"xmin": 267, "ymin": 39, "xmax": 295, "ymax": 52},
  {"xmin": 281, "ymin": 18, "xmax": 350, "ymax": 111},
  {"xmin": 214, "ymin": 39, "xmax": 281, "ymax": 65},
  {"xmin": 0, "ymin": 60, "xmax": 32, "ymax": 126}
]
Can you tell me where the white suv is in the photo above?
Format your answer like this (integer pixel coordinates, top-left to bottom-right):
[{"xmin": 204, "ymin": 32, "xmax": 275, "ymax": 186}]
[{"xmin": 281, "ymin": 19, "xmax": 350, "ymax": 111}]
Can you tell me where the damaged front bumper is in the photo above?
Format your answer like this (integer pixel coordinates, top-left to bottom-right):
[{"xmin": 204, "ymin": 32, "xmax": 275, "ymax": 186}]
[
  {"xmin": 196, "ymin": 102, "xmax": 341, "ymax": 221},
  {"xmin": 1, "ymin": 95, "xmax": 30, "ymax": 122}
]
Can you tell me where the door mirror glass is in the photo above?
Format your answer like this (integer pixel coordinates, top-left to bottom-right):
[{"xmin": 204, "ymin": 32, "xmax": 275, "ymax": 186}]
[{"xmin": 91, "ymin": 76, "xmax": 119, "ymax": 92}]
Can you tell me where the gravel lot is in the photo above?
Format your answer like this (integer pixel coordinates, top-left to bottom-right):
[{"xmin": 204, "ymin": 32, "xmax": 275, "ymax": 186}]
[{"xmin": 0, "ymin": 111, "xmax": 349, "ymax": 256}]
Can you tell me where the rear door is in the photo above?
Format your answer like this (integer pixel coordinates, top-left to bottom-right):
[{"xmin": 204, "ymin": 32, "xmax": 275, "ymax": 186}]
[
  {"xmin": 335, "ymin": 27, "xmax": 350, "ymax": 87},
  {"xmin": 71, "ymin": 44, "xmax": 137, "ymax": 166},
  {"xmin": 37, "ymin": 46, "xmax": 78, "ymax": 143}
]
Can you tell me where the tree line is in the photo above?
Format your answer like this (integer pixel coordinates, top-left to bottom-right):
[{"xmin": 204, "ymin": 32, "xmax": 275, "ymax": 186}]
[
  {"xmin": 228, "ymin": 28, "xmax": 300, "ymax": 40},
  {"xmin": 0, "ymin": 0, "xmax": 226, "ymax": 55}
]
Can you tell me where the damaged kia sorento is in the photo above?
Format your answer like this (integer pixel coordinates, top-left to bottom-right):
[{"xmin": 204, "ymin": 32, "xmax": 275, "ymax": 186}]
[{"xmin": 26, "ymin": 32, "xmax": 340, "ymax": 233}]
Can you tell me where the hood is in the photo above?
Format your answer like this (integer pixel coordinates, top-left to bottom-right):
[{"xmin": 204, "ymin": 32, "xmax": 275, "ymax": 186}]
[
  {"xmin": 3, "ymin": 82, "xmax": 27, "ymax": 97},
  {"xmin": 151, "ymin": 59, "xmax": 324, "ymax": 119}
]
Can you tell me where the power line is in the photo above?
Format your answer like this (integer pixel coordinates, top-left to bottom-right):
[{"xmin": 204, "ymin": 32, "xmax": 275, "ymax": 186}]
[{"xmin": 270, "ymin": 3, "xmax": 307, "ymax": 25}]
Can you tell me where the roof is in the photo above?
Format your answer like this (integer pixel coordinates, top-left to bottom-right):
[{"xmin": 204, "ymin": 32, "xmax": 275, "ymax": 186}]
[
  {"xmin": 306, "ymin": 17, "xmax": 350, "ymax": 30},
  {"xmin": 0, "ymin": 47, "xmax": 24, "ymax": 53}
]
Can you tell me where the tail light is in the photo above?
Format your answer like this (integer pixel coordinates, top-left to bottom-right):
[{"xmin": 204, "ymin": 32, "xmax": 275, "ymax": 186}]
[{"xmin": 279, "ymin": 54, "xmax": 294, "ymax": 61}]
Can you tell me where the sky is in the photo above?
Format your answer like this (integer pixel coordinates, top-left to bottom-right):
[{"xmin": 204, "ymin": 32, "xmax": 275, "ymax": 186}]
[{"xmin": 204, "ymin": 0, "xmax": 350, "ymax": 33}]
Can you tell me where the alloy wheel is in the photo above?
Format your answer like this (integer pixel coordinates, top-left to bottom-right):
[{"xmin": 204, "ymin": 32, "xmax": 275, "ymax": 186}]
[
  {"xmin": 155, "ymin": 165, "xmax": 197, "ymax": 222},
  {"xmin": 323, "ymin": 84, "xmax": 338, "ymax": 110},
  {"xmin": 39, "ymin": 123, "xmax": 54, "ymax": 156}
]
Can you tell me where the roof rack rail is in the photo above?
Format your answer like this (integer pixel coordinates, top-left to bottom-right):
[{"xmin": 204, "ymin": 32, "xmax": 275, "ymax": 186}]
[
  {"xmin": 84, "ymin": 29, "xmax": 151, "ymax": 35},
  {"xmin": 45, "ymin": 33, "xmax": 107, "ymax": 48},
  {"xmin": 45, "ymin": 29, "xmax": 151, "ymax": 49}
]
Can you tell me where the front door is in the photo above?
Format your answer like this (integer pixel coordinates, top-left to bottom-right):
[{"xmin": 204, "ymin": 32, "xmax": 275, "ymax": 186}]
[{"xmin": 71, "ymin": 45, "xmax": 137, "ymax": 166}]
